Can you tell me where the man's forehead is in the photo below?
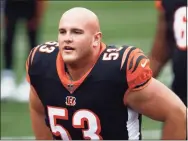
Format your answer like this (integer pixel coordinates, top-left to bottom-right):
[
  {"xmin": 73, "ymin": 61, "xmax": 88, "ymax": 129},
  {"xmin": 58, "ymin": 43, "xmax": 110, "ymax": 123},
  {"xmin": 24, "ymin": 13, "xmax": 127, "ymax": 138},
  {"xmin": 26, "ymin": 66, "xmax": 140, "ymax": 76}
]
[
  {"xmin": 59, "ymin": 17, "xmax": 87, "ymax": 29},
  {"xmin": 61, "ymin": 13, "xmax": 91, "ymax": 23},
  {"xmin": 59, "ymin": 7, "xmax": 100, "ymax": 32},
  {"xmin": 59, "ymin": 15, "xmax": 93, "ymax": 29}
]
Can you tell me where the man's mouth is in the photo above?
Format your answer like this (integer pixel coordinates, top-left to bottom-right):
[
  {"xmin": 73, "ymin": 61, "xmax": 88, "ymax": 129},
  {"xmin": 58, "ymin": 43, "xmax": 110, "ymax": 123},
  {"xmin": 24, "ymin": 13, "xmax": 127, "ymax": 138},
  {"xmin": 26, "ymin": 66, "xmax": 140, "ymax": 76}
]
[{"xmin": 64, "ymin": 46, "xmax": 75, "ymax": 50}]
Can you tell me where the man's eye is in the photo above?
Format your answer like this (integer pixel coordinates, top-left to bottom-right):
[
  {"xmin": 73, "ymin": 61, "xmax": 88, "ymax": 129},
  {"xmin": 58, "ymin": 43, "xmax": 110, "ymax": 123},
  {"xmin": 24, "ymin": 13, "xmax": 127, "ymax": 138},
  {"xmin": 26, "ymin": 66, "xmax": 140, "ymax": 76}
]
[
  {"xmin": 74, "ymin": 30, "xmax": 82, "ymax": 34},
  {"xmin": 60, "ymin": 31, "xmax": 65, "ymax": 34}
]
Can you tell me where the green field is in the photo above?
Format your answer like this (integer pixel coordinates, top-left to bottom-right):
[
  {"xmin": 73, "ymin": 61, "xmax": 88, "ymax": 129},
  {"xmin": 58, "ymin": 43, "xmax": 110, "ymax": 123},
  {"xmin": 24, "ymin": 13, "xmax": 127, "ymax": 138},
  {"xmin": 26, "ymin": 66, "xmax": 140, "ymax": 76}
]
[{"xmin": 1, "ymin": 1, "xmax": 173, "ymax": 139}]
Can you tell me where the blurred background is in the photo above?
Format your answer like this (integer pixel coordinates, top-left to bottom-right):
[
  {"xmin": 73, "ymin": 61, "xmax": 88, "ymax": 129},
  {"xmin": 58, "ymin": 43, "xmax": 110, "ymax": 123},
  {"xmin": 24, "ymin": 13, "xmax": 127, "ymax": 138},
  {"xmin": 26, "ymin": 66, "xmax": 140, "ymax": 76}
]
[{"xmin": 1, "ymin": 1, "xmax": 173, "ymax": 139}]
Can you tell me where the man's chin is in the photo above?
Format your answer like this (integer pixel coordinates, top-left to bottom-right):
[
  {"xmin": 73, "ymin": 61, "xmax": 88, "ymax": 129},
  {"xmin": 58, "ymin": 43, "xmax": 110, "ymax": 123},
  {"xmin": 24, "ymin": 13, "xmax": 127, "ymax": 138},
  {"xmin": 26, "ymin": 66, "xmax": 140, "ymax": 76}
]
[{"xmin": 63, "ymin": 57, "xmax": 77, "ymax": 64}]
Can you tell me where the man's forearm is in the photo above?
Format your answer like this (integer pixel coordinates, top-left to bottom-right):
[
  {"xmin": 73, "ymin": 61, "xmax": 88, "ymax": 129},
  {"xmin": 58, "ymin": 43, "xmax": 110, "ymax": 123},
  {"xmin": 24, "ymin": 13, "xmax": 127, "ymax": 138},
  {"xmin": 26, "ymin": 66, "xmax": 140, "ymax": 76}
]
[
  {"xmin": 30, "ymin": 109, "xmax": 53, "ymax": 140},
  {"xmin": 161, "ymin": 111, "xmax": 186, "ymax": 140},
  {"xmin": 32, "ymin": 120, "xmax": 53, "ymax": 140}
]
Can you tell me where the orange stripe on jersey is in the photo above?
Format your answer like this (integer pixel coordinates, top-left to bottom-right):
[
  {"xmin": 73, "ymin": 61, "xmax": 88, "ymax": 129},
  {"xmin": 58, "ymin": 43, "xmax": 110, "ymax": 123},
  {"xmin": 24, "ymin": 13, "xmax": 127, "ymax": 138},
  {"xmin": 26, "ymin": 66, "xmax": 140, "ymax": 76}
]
[
  {"xmin": 31, "ymin": 46, "xmax": 39, "ymax": 65},
  {"xmin": 126, "ymin": 48, "xmax": 152, "ymax": 91},
  {"xmin": 56, "ymin": 42, "xmax": 106, "ymax": 94},
  {"xmin": 26, "ymin": 46, "xmax": 39, "ymax": 83},
  {"xmin": 155, "ymin": 0, "xmax": 163, "ymax": 11},
  {"xmin": 120, "ymin": 46, "xmax": 133, "ymax": 70},
  {"xmin": 127, "ymin": 48, "xmax": 143, "ymax": 72},
  {"xmin": 26, "ymin": 61, "xmax": 30, "ymax": 83},
  {"xmin": 26, "ymin": 48, "xmax": 34, "ymax": 69},
  {"xmin": 26, "ymin": 48, "xmax": 35, "ymax": 83},
  {"xmin": 129, "ymin": 52, "xmax": 146, "ymax": 73}
]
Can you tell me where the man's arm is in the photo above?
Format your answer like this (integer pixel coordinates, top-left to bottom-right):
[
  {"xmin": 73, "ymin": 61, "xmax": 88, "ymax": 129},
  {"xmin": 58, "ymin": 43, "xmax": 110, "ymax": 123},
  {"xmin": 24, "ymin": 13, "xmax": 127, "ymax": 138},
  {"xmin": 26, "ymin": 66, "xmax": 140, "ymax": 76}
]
[
  {"xmin": 26, "ymin": 45, "xmax": 52, "ymax": 139},
  {"xmin": 29, "ymin": 85, "xmax": 53, "ymax": 140},
  {"xmin": 122, "ymin": 46, "xmax": 186, "ymax": 139},
  {"xmin": 125, "ymin": 78, "xmax": 187, "ymax": 140},
  {"xmin": 149, "ymin": 9, "xmax": 171, "ymax": 78}
]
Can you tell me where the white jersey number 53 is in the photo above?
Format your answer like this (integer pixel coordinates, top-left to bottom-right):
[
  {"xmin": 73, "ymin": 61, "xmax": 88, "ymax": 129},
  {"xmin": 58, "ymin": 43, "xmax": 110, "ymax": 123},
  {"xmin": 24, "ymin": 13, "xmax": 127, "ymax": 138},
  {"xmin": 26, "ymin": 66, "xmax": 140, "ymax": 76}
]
[{"xmin": 47, "ymin": 106, "xmax": 102, "ymax": 140}]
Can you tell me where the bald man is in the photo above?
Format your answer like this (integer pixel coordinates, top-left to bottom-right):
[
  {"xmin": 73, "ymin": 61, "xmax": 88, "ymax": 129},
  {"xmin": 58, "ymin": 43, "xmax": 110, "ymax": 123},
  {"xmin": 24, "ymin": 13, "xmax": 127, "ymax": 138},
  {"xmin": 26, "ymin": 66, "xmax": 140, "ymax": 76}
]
[{"xmin": 26, "ymin": 7, "xmax": 186, "ymax": 140}]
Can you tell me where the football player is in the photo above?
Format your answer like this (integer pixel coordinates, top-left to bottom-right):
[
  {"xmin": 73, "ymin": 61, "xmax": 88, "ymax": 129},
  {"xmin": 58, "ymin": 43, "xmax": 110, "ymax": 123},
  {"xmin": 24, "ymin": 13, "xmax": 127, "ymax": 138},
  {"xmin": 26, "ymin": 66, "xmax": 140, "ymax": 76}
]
[
  {"xmin": 27, "ymin": 7, "xmax": 186, "ymax": 140},
  {"xmin": 149, "ymin": 0, "xmax": 187, "ymax": 106}
]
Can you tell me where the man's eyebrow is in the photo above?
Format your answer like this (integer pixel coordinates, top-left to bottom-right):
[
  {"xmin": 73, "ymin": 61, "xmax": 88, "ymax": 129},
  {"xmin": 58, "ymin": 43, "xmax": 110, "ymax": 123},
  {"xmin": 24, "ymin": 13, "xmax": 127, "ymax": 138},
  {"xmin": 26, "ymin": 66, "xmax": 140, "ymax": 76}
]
[
  {"xmin": 59, "ymin": 28, "xmax": 65, "ymax": 31},
  {"xmin": 58, "ymin": 28, "xmax": 84, "ymax": 32},
  {"xmin": 72, "ymin": 28, "xmax": 84, "ymax": 31}
]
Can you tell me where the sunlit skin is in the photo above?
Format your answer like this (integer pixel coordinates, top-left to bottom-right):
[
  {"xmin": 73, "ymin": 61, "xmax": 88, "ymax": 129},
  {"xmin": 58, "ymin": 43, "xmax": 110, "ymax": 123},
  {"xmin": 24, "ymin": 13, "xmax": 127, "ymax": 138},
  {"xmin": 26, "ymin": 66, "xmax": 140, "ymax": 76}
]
[{"xmin": 58, "ymin": 7, "xmax": 102, "ymax": 80}]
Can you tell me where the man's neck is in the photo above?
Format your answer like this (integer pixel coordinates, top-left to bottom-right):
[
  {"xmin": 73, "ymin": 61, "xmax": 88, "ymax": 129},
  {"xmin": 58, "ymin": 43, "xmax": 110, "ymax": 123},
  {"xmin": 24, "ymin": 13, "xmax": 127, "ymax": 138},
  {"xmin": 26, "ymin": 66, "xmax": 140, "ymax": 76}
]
[
  {"xmin": 65, "ymin": 48, "xmax": 100, "ymax": 81},
  {"xmin": 66, "ymin": 63, "xmax": 92, "ymax": 81}
]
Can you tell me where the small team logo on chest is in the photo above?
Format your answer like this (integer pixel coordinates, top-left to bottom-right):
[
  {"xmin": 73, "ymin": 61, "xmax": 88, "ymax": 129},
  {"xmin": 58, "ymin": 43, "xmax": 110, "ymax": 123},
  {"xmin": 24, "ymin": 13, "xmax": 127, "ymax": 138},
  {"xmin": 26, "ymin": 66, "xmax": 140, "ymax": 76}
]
[{"xmin": 65, "ymin": 96, "xmax": 76, "ymax": 106}]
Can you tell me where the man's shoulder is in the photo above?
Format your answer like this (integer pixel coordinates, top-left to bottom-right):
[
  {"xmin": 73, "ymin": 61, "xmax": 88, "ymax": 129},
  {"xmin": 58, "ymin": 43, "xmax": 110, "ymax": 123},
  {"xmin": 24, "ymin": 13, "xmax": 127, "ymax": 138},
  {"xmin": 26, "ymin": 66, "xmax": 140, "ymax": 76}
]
[
  {"xmin": 105, "ymin": 44, "xmax": 140, "ymax": 56},
  {"xmin": 32, "ymin": 41, "xmax": 59, "ymax": 56},
  {"xmin": 102, "ymin": 44, "xmax": 148, "ymax": 72},
  {"xmin": 37, "ymin": 41, "xmax": 59, "ymax": 51},
  {"xmin": 104, "ymin": 44, "xmax": 136, "ymax": 55},
  {"xmin": 26, "ymin": 41, "xmax": 60, "ymax": 83},
  {"xmin": 99, "ymin": 44, "xmax": 141, "ymax": 69},
  {"xmin": 27, "ymin": 41, "xmax": 59, "ymax": 69}
]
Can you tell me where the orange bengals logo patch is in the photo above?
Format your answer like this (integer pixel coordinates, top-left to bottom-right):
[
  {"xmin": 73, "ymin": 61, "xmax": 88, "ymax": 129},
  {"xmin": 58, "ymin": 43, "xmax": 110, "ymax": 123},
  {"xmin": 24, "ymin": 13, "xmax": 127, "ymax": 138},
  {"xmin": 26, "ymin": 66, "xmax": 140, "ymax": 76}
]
[{"xmin": 65, "ymin": 96, "xmax": 76, "ymax": 106}]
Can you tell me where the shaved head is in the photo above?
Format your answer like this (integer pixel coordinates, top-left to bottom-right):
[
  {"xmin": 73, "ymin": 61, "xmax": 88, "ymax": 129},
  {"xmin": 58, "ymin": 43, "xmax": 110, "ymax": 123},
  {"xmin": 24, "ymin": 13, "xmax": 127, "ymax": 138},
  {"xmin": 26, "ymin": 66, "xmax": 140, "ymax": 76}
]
[
  {"xmin": 60, "ymin": 7, "xmax": 100, "ymax": 33},
  {"xmin": 58, "ymin": 7, "xmax": 102, "ymax": 67}
]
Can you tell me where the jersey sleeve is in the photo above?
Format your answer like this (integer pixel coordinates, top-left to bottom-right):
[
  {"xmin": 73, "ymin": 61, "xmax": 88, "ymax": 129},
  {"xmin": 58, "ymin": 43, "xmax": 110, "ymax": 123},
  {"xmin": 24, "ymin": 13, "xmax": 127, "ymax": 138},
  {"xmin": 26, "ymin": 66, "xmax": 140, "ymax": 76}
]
[
  {"xmin": 125, "ymin": 48, "xmax": 153, "ymax": 91},
  {"xmin": 26, "ymin": 41, "xmax": 58, "ymax": 84},
  {"xmin": 155, "ymin": 0, "xmax": 163, "ymax": 11},
  {"xmin": 26, "ymin": 46, "xmax": 39, "ymax": 83}
]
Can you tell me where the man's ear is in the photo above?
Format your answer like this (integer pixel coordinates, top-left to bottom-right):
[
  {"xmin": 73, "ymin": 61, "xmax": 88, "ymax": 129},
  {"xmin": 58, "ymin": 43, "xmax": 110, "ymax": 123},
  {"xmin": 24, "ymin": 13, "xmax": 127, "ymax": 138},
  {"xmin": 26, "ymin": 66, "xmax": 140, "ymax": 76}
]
[{"xmin": 93, "ymin": 32, "xmax": 102, "ymax": 47}]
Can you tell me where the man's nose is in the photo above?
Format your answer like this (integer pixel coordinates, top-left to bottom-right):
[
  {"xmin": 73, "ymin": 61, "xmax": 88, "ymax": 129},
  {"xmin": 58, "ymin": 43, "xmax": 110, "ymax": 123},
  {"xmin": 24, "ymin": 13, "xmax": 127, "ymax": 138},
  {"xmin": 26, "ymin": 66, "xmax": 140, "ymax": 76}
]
[{"xmin": 64, "ymin": 33, "xmax": 73, "ymax": 43}]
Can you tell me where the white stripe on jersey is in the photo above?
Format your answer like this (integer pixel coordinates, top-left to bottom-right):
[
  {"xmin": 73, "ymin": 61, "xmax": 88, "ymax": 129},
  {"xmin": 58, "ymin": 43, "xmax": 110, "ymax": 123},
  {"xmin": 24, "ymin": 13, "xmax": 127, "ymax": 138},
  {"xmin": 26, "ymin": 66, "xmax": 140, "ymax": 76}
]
[{"xmin": 126, "ymin": 108, "xmax": 140, "ymax": 140}]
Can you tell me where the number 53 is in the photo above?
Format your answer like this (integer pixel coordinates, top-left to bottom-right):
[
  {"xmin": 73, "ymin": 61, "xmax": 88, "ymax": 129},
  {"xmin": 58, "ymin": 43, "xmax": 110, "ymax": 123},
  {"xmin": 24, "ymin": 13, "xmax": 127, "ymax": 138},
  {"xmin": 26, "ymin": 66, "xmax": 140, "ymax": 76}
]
[{"xmin": 47, "ymin": 106, "xmax": 102, "ymax": 140}]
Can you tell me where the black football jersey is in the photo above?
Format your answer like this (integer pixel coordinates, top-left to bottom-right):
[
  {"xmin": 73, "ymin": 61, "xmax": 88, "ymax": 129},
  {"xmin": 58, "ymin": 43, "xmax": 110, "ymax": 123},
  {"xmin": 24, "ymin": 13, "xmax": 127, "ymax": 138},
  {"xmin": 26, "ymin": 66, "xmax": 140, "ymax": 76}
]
[
  {"xmin": 156, "ymin": 0, "xmax": 187, "ymax": 99},
  {"xmin": 26, "ymin": 41, "xmax": 152, "ymax": 140}
]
